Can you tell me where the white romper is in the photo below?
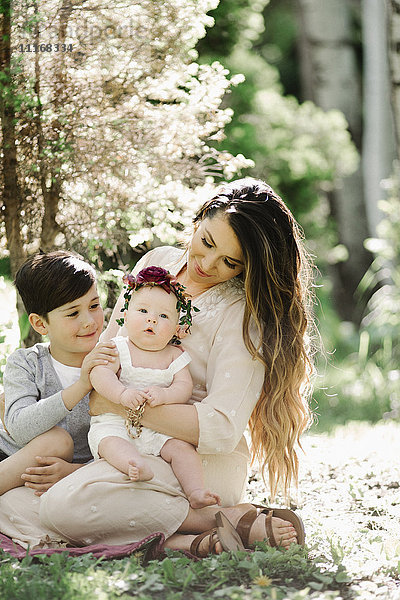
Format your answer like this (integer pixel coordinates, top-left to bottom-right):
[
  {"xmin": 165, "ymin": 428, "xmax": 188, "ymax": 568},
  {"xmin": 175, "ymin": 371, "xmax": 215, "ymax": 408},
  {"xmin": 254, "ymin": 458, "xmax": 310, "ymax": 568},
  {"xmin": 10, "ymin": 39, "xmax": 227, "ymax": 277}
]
[{"xmin": 88, "ymin": 336, "xmax": 191, "ymax": 459}]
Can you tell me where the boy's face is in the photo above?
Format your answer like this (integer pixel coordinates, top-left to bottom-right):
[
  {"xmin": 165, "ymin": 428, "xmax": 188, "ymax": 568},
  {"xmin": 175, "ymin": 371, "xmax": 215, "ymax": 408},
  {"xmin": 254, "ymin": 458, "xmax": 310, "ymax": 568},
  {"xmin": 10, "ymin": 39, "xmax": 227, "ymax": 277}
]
[
  {"xmin": 31, "ymin": 284, "xmax": 103, "ymax": 366},
  {"xmin": 125, "ymin": 286, "xmax": 180, "ymax": 352}
]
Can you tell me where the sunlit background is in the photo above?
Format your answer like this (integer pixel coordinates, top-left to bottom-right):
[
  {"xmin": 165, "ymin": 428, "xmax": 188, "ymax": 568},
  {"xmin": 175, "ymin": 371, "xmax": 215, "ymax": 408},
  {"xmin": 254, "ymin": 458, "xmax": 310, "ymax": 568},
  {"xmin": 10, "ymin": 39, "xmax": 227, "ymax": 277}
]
[{"xmin": 0, "ymin": 0, "xmax": 399, "ymax": 433}]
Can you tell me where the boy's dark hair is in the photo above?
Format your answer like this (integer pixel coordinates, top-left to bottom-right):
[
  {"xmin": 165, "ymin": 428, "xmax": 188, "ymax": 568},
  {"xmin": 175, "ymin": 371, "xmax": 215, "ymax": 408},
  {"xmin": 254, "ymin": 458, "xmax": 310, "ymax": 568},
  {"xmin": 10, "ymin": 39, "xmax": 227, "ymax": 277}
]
[{"xmin": 15, "ymin": 251, "xmax": 97, "ymax": 319}]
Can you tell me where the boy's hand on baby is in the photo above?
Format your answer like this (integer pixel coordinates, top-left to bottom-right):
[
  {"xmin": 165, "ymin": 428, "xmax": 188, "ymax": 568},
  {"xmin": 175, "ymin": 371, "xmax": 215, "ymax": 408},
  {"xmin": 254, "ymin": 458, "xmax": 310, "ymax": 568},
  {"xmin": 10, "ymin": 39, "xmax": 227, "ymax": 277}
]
[
  {"xmin": 80, "ymin": 341, "xmax": 118, "ymax": 388},
  {"xmin": 143, "ymin": 386, "xmax": 167, "ymax": 407},
  {"xmin": 119, "ymin": 388, "xmax": 148, "ymax": 409},
  {"xmin": 21, "ymin": 457, "xmax": 81, "ymax": 496}
]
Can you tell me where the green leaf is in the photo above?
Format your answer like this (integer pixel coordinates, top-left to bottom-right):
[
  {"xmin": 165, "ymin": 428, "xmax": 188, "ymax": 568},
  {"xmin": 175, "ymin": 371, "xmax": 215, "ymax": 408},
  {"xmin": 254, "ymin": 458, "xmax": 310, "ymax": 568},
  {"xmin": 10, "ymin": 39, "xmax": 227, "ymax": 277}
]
[{"xmin": 335, "ymin": 570, "xmax": 351, "ymax": 583}]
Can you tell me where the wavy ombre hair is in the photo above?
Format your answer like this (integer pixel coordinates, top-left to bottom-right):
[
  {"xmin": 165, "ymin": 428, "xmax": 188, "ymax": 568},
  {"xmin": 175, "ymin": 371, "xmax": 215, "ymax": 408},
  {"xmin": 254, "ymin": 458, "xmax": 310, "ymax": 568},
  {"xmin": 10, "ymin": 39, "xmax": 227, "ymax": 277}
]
[{"xmin": 193, "ymin": 178, "xmax": 315, "ymax": 500}]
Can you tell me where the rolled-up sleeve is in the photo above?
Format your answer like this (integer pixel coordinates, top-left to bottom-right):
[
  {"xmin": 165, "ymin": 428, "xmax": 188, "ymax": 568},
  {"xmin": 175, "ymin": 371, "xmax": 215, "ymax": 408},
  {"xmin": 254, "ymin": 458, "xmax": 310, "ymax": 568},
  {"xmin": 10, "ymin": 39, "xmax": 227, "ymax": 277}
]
[{"xmin": 194, "ymin": 301, "xmax": 264, "ymax": 454}]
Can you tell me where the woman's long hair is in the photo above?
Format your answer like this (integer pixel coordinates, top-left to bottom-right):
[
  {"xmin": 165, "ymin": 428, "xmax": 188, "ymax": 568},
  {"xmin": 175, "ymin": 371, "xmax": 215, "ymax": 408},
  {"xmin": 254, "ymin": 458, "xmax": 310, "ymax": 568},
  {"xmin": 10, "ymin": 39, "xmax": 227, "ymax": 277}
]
[{"xmin": 194, "ymin": 178, "xmax": 315, "ymax": 500}]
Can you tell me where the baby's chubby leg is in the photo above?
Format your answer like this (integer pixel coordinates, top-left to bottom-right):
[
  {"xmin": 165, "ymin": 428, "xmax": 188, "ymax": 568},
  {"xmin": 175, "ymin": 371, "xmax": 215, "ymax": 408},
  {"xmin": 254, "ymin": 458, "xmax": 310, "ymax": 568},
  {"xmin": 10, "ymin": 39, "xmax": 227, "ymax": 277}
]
[
  {"xmin": 98, "ymin": 436, "xmax": 154, "ymax": 482},
  {"xmin": 160, "ymin": 438, "xmax": 221, "ymax": 509},
  {"xmin": 0, "ymin": 426, "xmax": 73, "ymax": 496}
]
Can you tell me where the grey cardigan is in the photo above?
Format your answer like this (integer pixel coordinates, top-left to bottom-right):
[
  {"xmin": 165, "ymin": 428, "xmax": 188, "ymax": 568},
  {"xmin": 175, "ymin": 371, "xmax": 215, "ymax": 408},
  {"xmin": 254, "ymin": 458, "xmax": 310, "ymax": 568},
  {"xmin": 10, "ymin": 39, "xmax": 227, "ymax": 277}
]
[{"xmin": 0, "ymin": 343, "xmax": 91, "ymax": 463}]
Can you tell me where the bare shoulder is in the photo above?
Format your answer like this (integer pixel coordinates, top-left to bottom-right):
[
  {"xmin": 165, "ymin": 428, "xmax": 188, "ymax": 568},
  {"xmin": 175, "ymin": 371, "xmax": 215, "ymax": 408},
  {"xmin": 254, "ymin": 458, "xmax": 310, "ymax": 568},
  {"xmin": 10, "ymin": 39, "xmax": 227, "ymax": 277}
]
[{"xmin": 168, "ymin": 344, "xmax": 184, "ymax": 362}]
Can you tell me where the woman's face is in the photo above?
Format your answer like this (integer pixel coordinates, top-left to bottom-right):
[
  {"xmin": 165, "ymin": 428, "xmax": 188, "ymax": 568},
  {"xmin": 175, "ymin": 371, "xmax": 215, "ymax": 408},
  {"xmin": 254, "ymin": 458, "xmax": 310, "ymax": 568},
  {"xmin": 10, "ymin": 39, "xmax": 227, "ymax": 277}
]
[{"xmin": 187, "ymin": 214, "xmax": 244, "ymax": 287}]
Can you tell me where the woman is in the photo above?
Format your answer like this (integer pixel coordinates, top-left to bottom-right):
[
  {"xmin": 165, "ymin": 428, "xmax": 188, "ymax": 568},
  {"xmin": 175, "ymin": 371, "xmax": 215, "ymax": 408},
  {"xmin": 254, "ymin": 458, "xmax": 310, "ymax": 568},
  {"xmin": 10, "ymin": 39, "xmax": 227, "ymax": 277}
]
[{"xmin": 0, "ymin": 178, "xmax": 314, "ymax": 557}]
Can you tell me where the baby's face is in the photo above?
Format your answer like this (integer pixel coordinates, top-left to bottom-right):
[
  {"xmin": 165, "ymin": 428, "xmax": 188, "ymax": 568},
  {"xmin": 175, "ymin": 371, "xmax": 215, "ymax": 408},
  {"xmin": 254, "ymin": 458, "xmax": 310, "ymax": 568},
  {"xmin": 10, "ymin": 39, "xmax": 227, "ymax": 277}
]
[{"xmin": 124, "ymin": 285, "xmax": 180, "ymax": 351}]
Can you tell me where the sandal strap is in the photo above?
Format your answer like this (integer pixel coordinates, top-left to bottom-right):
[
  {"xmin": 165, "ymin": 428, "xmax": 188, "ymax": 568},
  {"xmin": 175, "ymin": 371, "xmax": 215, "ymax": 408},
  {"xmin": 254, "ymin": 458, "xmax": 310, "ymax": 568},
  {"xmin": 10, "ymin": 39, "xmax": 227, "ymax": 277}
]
[
  {"xmin": 264, "ymin": 510, "xmax": 277, "ymax": 547},
  {"xmin": 236, "ymin": 508, "xmax": 258, "ymax": 547},
  {"xmin": 190, "ymin": 528, "xmax": 218, "ymax": 557},
  {"xmin": 236, "ymin": 508, "xmax": 279, "ymax": 548}
]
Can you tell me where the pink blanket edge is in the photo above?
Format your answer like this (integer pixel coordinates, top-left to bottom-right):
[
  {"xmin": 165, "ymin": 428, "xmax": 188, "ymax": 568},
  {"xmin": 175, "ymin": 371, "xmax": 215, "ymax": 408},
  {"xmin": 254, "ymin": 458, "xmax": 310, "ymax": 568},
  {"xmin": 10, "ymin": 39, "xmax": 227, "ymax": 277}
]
[{"xmin": 0, "ymin": 532, "xmax": 165, "ymax": 560}]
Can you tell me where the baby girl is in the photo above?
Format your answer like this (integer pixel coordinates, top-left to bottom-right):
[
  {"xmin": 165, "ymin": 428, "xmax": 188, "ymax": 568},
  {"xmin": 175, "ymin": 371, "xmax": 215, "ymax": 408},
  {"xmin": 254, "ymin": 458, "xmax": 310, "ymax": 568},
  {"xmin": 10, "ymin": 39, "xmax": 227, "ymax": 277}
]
[{"xmin": 88, "ymin": 266, "xmax": 221, "ymax": 509}]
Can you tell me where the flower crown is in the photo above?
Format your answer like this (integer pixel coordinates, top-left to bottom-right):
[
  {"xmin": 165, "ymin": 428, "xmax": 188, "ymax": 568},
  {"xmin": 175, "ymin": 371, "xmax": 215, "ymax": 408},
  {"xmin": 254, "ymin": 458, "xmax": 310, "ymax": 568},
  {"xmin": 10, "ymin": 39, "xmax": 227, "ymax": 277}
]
[{"xmin": 116, "ymin": 266, "xmax": 199, "ymax": 333}]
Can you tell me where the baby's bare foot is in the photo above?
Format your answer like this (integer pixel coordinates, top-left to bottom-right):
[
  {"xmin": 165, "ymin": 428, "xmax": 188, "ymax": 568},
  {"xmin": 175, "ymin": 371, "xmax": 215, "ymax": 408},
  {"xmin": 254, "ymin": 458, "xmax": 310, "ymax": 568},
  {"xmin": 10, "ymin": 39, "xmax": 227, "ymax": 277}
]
[
  {"xmin": 128, "ymin": 459, "xmax": 154, "ymax": 482},
  {"xmin": 188, "ymin": 488, "xmax": 221, "ymax": 509}
]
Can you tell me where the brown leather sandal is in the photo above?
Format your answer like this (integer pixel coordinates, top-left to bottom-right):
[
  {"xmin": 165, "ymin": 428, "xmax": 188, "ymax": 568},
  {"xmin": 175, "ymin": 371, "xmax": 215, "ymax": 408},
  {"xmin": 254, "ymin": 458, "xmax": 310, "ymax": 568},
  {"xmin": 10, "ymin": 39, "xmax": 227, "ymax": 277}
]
[
  {"xmin": 236, "ymin": 505, "xmax": 305, "ymax": 548},
  {"xmin": 190, "ymin": 512, "xmax": 245, "ymax": 558},
  {"xmin": 190, "ymin": 528, "xmax": 222, "ymax": 558}
]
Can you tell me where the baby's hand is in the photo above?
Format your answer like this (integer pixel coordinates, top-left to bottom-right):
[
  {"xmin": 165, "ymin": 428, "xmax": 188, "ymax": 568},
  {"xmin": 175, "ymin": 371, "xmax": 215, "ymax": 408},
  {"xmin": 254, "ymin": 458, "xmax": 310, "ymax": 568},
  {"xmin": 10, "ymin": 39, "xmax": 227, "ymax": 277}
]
[
  {"xmin": 119, "ymin": 388, "xmax": 149, "ymax": 410},
  {"xmin": 80, "ymin": 342, "xmax": 118, "ymax": 389},
  {"xmin": 143, "ymin": 386, "xmax": 167, "ymax": 407}
]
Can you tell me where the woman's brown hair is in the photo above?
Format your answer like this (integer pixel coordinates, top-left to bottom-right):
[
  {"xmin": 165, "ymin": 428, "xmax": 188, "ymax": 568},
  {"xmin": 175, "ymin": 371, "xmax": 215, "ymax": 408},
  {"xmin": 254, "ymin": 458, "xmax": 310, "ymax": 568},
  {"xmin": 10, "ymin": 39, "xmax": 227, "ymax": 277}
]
[{"xmin": 194, "ymin": 178, "xmax": 315, "ymax": 500}]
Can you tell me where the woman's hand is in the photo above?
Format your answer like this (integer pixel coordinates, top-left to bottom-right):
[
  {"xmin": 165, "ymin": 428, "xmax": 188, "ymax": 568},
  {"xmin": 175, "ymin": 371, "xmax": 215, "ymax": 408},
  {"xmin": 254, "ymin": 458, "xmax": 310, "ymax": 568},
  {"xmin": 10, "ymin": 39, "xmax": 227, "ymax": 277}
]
[{"xmin": 20, "ymin": 457, "xmax": 83, "ymax": 496}]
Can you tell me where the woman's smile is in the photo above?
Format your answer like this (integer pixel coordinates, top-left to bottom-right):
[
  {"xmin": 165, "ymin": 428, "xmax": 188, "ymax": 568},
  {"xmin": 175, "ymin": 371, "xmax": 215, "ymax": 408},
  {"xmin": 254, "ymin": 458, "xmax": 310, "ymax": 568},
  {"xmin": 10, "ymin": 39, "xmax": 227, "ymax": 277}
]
[{"xmin": 194, "ymin": 260, "xmax": 211, "ymax": 278}]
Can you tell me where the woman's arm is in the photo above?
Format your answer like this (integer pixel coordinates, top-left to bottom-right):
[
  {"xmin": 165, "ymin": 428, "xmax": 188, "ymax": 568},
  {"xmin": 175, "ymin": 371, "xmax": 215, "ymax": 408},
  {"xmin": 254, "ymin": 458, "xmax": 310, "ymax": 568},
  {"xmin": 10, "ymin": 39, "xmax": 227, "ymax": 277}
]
[
  {"xmin": 142, "ymin": 403, "xmax": 199, "ymax": 446},
  {"xmin": 89, "ymin": 390, "xmax": 200, "ymax": 445}
]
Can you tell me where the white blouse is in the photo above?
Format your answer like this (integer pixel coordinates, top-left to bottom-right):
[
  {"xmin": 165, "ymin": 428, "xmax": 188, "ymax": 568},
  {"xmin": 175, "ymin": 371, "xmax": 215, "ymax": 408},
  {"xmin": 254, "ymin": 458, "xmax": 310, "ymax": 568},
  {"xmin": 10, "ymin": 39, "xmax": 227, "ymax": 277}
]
[{"xmin": 123, "ymin": 246, "xmax": 265, "ymax": 456}]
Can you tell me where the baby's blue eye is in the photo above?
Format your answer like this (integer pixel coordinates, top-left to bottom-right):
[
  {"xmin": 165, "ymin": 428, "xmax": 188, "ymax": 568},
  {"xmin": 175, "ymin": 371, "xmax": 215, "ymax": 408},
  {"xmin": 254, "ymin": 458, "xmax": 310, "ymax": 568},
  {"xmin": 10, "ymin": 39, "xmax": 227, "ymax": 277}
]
[
  {"xmin": 138, "ymin": 308, "xmax": 148, "ymax": 313},
  {"xmin": 160, "ymin": 314, "xmax": 168, "ymax": 319}
]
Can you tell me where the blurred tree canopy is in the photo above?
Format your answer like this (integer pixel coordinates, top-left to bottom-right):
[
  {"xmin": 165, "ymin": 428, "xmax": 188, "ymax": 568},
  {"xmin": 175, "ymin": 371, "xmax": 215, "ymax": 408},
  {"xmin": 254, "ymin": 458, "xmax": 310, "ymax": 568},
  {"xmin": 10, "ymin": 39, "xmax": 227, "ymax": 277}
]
[
  {"xmin": 0, "ymin": 0, "xmax": 252, "ymax": 277},
  {"xmin": 0, "ymin": 0, "xmax": 358, "ymax": 280}
]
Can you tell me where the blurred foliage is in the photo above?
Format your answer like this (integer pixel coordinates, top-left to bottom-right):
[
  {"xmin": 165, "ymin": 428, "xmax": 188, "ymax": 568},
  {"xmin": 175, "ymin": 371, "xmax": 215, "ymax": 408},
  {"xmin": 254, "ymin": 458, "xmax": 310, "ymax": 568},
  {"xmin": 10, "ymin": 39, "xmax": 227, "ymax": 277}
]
[
  {"xmin": 197, "ymin": 0, "xmax": 358, "ymax": 228},
  {"xmin": 0, "ymin": 276, "xmax": 19, "ymax": 385},
  {"xmin": 197, "ymin": 0, "xmax": 269, "ymax": 57},
  {"xmin": 313, "ymin": 168, "xmax": 400, "ymax": 430}
]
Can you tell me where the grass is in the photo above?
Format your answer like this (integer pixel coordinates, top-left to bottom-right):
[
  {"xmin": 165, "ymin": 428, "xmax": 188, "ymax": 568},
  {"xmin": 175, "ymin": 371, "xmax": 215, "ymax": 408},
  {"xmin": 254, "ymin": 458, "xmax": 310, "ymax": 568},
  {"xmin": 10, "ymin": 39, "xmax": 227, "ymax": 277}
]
[
  {"xmin": 1, "ymin": 421, "xmax": 400, "ymax": 599},
  {"xmin": 0, "ymin": 546, "xmax": 350, "ymax": 600}
]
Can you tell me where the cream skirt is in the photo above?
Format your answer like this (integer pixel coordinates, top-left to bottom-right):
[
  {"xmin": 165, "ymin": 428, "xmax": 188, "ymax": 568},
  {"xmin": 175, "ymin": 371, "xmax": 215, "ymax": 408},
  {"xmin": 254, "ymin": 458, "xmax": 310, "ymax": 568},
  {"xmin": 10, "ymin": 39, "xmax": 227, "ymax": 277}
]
[{"xmin": 0, "ymin": 437, "xmax": 249, "ymax": 549}]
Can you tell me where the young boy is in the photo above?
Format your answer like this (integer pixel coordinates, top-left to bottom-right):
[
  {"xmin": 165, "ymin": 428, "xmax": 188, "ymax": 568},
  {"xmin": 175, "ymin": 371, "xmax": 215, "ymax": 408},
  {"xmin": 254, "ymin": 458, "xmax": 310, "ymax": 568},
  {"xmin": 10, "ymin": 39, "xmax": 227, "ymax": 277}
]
[{"xmin": 0, "ymin": 251, "xmax": 117, "ymax": 496}]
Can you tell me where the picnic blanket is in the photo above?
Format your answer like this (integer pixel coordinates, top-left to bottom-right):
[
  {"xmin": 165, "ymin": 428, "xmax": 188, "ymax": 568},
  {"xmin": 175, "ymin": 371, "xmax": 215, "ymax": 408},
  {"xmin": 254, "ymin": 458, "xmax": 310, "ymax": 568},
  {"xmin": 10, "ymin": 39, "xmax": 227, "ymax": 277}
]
[{"xmin": 0, "ymin": 531, "xmax": 165, "ymax": 560}]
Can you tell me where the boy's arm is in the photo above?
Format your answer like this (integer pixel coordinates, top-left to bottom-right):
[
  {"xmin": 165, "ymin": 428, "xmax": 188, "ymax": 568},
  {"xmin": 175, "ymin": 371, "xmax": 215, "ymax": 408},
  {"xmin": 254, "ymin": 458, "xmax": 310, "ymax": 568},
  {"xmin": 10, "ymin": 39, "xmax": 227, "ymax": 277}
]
[
  {"xmin": 4, "ymin": 344, "xmax": 117, "ymax": 446},
  {"xmin": 62, "ymin": 341, "xmax": 118, "ymax": 410},
  {"xmin": 4, "ymin": 351, "xmax": 73, "ymax": 446}
]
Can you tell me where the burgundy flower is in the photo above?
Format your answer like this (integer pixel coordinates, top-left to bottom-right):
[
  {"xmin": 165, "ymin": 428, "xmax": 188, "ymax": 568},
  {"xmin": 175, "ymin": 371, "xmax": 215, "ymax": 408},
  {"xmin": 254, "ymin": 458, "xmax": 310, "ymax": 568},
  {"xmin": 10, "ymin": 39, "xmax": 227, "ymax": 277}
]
[
  {"xmin": 135, "ymin": 266, "xmax": 170, "ymax": 286},
  {"xmin": 122, "ymin": 273, "xmax": 136, "ymax": 287}
]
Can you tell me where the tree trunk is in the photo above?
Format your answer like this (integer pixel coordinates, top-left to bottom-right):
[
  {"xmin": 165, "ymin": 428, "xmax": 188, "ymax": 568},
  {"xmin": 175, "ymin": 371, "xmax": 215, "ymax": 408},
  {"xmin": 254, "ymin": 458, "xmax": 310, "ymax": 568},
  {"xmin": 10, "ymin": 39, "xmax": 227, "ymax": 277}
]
[
  {"xmin": 0, "ymin": 0, "xmax": 25, "ymax": 277},
  {"xmin": 32, "ymin": 3, "xmax": 62, "ymax": 252},
  {"xmin": 296, "ymin": 0, "xmax": 372, "ymax": 323},
  {"xmin": 362, "ymin": 0, "xmax": 396, "ymax": 234},
  {"xmin": 388, "ymin": 0, "xmax": 400, "ymax": 160}
]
